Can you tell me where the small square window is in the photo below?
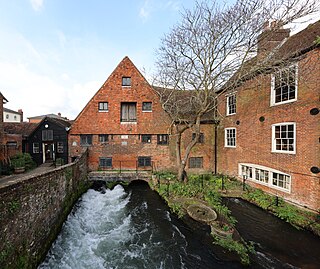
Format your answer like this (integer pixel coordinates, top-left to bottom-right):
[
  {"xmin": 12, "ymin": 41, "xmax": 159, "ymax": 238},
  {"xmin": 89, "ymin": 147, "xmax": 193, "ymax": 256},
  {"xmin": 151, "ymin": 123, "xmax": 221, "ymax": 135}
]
[
  {"xmin": 141, "ymin": 134, "xmax": 152, "ymax": 143},
  {"xmin": 138, "ymin": 156, "xmax": 151, "ymax": 167},
  {"xmin": 122, "ymin": 77, "xmax": 131, "ymax": 87},
  {"xmin": 157, "ymin": 134, "xmax": 169, "ymax": 145},
  {"xmin": 98, "ymin": 102, "xmax": 108, "ymax": 111},
  {"xmin": 192, "ymin": 133, "xmax": 204, "ymax": 143},
  {"xmin": 142, "ymin": 102, "xmax": 152, "ymax": 112},
  {"xmin": 99, "ymin": 157, "xmax": 112, "ymax": 168},
  {"xmin": 80, "ymin": 135, "xmax": 93, "ymax": 146},
  {"xmin": 42, "ymin": 130, "xmax": 53, "ymax": 141},
  {"xmin": 99, "ymin": 134, "xmax": 109, "ymax": 143}
]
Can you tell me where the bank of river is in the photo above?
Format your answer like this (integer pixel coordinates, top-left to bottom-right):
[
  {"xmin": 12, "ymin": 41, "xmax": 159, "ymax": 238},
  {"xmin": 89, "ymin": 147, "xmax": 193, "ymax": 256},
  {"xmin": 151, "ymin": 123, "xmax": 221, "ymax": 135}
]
[{"xmin": 38, "ymin": 181, "xmax": 320, "ymax": 269}]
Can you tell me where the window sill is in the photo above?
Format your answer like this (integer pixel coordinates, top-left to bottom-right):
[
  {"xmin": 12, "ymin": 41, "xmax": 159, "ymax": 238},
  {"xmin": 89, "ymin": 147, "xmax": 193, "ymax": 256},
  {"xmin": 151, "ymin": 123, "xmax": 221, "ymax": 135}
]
[
  {"xmin": 120, "ymin": 121, "xmax": 137, "ymax": 124},
  {"xmin": 98, "ymin": 110, "xmax": 109, "ymax": 112},
  {"xmin": 271, "ymin": 150, "xmax": 296, "ymax": 155},
  {"xmin": 142, "ymin": 111, "xmax": 152, "ymax": 113},
  {"xmin": 226, "ymin": 113, "xmax": 236, "ymax": 116},
  {"xmin": 225, "ymin": 145, "xmax": 236, "ymax": 148}
]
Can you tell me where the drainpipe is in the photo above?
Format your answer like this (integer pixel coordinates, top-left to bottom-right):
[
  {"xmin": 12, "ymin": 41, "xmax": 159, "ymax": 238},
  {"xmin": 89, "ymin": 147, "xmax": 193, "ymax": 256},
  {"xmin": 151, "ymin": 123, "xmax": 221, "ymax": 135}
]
[{"xmin": 214, "ymin": 124, "xmax": 218, "ymax": 175}]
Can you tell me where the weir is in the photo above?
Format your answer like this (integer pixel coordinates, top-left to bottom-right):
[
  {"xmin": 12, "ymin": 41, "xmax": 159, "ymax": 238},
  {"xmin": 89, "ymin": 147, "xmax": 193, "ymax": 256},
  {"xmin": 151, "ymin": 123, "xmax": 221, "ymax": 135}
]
[{"xmin": 88, "ymin": 170, "xmax": 152, "ymax": 183}]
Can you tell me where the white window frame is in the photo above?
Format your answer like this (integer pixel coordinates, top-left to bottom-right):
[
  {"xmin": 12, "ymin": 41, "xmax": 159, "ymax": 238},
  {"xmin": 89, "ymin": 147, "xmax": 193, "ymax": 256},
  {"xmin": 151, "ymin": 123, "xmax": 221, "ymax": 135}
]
[
  {"xmin": 226, "ymin": 93, "xmax": 236, "ymax": 116},
  {"xmin": 98, "ymin": 102, "xmax": 108, "ymax": 112},
  {"xmin": 270, "ymin": 64, "xmax": 298, "ymax": 106},
  {"xmin": 33, "ymin": 142, "xmax": 40, "ymax": 153},
  {"xmin": 225, "ymin": 128, "xmax": 236, "ymax": 148},
  {"xmin": 271, "ymin": 122, "xmax": 296, "ymax": 154},
  {"xmin": 239, "ymin": 163, "xmax": 291, "ymax": 193}
]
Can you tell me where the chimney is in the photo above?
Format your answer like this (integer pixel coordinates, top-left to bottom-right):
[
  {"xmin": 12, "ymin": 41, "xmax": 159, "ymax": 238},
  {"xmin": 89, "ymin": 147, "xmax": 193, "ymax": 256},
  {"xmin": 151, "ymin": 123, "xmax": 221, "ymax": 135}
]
[
  {"xmin": 18, "ymin": 109, "xmax": 23, "ymax": 122},
  {"xmin": 257, "ymin": 20, "xmax": 290, "ymax": 59},
  {"xmin": 58, "ymin": 112, "xmax": 61, "ymax": 117}
]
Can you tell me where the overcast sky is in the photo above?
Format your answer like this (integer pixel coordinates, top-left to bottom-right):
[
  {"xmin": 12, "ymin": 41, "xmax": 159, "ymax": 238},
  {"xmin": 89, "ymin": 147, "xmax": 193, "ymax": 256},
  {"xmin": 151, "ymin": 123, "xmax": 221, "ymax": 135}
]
[{"xmin": 0, "ymin": 0, "xmax": 319, "ymax": 120}]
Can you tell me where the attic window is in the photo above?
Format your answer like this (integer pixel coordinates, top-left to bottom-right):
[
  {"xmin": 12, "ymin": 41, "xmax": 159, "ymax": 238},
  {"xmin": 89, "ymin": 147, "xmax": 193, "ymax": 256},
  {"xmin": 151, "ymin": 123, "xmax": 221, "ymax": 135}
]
[{"xmin": 122, "ymin": 77, "xmax": 131, "ymax": 87}]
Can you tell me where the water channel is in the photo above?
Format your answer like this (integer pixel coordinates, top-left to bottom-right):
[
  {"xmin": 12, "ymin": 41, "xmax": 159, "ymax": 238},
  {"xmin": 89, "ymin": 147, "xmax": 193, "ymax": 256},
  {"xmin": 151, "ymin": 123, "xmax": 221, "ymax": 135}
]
[{"xmin": 39, "ymin": 181, "xmax": 320, "ymax": 269}]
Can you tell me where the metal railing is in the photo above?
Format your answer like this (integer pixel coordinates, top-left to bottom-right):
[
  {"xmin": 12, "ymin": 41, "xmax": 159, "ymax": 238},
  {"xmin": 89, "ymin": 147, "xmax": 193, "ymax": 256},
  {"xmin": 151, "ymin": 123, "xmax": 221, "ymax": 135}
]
[{"xmin": 99, "ymin": 160, "xmax": 154, "ymax": 173}]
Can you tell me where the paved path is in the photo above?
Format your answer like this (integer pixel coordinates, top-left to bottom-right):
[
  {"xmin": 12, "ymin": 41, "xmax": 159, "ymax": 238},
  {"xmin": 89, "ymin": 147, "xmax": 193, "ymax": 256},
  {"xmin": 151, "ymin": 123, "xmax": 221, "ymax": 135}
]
[{"xmin": 0, "ymin": 163, "xmax": 55, "ymax": 189}]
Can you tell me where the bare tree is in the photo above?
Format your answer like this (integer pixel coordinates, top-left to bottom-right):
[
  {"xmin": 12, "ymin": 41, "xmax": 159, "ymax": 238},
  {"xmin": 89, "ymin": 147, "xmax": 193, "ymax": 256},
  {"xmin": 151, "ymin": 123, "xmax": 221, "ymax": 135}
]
[{"xmin": 153, "ymin": 0, "xmax": 318, "ymax": 182}]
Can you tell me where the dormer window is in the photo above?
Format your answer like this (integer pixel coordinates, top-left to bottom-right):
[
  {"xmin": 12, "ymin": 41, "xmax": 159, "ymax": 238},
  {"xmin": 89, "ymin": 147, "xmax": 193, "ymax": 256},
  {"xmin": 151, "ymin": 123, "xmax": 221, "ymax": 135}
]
[{"xmin": 122, "ymin": 77, "xmax": 131, "ymax": 87}]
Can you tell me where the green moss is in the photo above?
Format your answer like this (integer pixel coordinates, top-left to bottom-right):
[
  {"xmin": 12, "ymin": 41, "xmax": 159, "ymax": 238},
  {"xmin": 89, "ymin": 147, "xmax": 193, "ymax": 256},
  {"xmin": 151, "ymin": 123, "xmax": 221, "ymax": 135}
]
[
  {"xmin": 8, "ymin": 201, "xmax": 20, "ymax": 214},
  {"xmin": 213, "ymin": 235, "xmax": 255, "ymax": 266}
]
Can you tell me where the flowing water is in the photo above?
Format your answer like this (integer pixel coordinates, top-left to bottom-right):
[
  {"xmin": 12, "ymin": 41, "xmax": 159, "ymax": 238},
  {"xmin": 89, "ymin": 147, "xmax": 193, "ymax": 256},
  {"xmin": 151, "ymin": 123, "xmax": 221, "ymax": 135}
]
[
  {"xmin": 39, "ymin": 182, "xmax": 241, "ymax": 269},
  {"xmin": 39, "ymin": 182, "xmax": 320, "ymax": 269},
  {"xmin": 223, "ymin": 198, "xmax": 320, "ymax": 269}
]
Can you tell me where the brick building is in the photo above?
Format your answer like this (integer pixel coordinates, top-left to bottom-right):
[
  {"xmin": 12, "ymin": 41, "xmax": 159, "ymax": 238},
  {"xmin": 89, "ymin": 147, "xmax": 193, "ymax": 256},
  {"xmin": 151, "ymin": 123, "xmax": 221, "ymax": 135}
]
[
  {"xmin": 217, "ymin": 21, "xmax": 320, "ymax": 210},
  {"xmin": 69, "ymin": 57, "xmax": 216, "ymax": 173}
]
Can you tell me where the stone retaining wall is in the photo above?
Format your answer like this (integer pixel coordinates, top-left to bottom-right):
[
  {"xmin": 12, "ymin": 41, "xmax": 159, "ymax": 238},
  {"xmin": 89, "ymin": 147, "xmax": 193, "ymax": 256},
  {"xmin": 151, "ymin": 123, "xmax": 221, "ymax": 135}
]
[{"xmin": 0, "ymin": 150, "xmax": 90, "ymax": 269}]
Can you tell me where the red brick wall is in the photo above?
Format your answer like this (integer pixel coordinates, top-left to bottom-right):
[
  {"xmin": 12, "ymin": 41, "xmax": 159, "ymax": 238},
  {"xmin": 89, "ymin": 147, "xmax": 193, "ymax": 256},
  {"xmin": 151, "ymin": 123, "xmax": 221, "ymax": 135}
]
[
  {"xmin": 217, "ymin": 49, "xmax": 320, "ymax": 211},
  {"xmin": 69, "ymin": 57, "xmax": 215, "ymax": 173}
]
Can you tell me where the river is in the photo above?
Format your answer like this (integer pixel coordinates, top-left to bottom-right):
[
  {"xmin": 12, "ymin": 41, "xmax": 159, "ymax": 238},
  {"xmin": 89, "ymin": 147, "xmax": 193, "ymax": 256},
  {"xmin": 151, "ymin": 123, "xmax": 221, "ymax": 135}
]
[{"xmin": 38, "ymin": 181, "xmax": 320, "ymax": 269}]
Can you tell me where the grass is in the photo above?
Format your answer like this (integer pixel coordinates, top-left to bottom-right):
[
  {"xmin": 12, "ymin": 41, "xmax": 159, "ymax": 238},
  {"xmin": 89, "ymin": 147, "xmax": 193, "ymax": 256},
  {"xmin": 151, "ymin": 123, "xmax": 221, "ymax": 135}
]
[
  {"xmin": 151, "ymin": 173, "xmax": 253, "ymax": 265},
  {"xmin": 151, "ymin": 172, "xmax": 320, "ymax": 265}
]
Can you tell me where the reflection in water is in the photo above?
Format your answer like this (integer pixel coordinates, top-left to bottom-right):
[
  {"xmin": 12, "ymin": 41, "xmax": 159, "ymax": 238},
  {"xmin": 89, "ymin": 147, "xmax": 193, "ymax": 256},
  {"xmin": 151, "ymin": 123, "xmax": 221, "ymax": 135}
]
[{"xmin": 224, "ymin": 198, "xmax": 320, "ymax": 269}]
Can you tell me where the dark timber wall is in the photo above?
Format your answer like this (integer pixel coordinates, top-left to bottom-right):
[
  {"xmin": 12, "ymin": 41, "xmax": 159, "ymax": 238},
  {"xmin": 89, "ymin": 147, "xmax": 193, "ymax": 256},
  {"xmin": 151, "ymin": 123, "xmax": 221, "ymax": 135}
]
[{"xmin": 0, "ymin": 150, "xmax": 90, "ymax": 269}]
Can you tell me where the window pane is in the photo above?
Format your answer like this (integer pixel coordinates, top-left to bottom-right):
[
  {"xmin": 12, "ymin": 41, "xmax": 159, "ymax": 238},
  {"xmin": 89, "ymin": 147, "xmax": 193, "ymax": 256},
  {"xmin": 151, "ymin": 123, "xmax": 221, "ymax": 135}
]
[
  {"xmin": 273, "ymin": 66, "xmax": 296, "ymax": 104},
  {"xmin": 138, "ymin": 156, "xmax": 151, "ymax": 167},
  {"xmin": 189, "ymin": 157, "xmax": 203, "ymax": 168},
  {"xmin": 142, "ymin": 102, "xmax": 152, "ymax": 111},
  {"xmin": 122, "ymin": 77, "xmax": 131, "ymax": 86},
  {"xmin": 141, "ymin": 135, "xmax": 151, "ymax": 143}
]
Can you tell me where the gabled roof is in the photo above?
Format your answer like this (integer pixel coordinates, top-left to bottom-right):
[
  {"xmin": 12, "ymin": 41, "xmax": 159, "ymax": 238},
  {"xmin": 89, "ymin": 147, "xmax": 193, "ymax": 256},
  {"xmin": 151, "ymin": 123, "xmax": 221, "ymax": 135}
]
[
  {"xmin": 27, "ymin": 113, "xmax": 69, "ymax": 121},
  {"xmin": 221, "ymin": 19, "xmax": 320, "ymax": 92},
  {"xmin": 153, "ymin": 86, "xmax": 217, "ymax": 124},
  {"xmin": 3, "ymin": 122, "xmax": 38, "ymax": 137},
  {"xmin": 0, "ymin": 92, "xmax": 8, "ymax": 103},
  {"xmin": 42, "ymin": 116, "xmax": 72, "ymax": 129},
  {"xmin": 3, "ymin": 107, "xmax": 22, "ymax": 115}
]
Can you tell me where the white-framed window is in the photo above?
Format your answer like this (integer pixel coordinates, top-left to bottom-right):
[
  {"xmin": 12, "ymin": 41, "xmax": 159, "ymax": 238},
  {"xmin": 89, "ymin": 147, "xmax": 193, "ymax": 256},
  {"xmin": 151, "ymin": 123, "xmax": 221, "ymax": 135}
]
[
  {"xmin": 98, "ymin": 102, "xmax": 108, "ymax": 112},
  {"xmin": 57, "ymin": 142, "xmax": 64, "ymax": 153},
  {"xmin": 241, "ymin": 165, "xmax": 253, "ymax": 179},
  {"xmin": 157, "ymin": 134, "xmax": 169, "ymax": 145},
  {"xmin": 271, "ymin": 64, "xmax": 298, "ymax": 106},
  {"xmin": 239, "ymin": 163, "xmax": 291, "ymax": 192},
  {"xmin": 225, "ymin": 128, "xmax": 236, "ymax": 148},
  {"xmin": 272, "ymin": 122, "xmax": 296, "ymax": 154},
  {"xmin": 226, "ymin": 93, "xmax": 236, "ymax": 115},
  {"xmin": 33, "ymin": 143, "xmax": 40, "ymax": 153}
]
